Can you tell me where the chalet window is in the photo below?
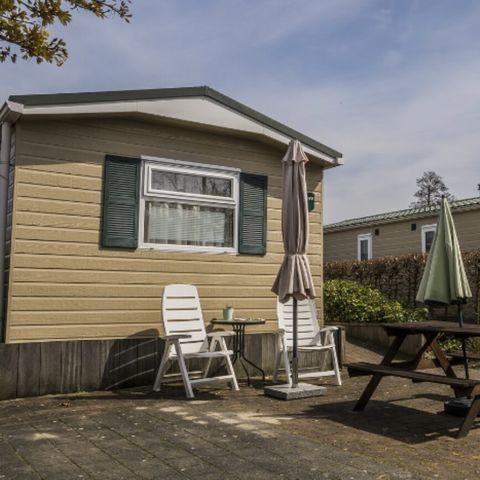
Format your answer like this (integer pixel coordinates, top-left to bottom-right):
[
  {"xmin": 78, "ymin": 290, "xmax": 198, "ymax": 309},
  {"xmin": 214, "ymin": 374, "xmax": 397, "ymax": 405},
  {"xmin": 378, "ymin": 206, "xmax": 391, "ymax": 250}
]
[
  {"xmin": 357, "ymin": 233, "xmax": 372, "ymax": 261},
  {"xmin": 421, "ymin": 224, "xmax": 437, "ymax": 253},
  {"xmin": 140, "ymin": 160, "xmax": 239, "ymax": 253},
  {"xmin": 102, "ymin": 155, "xmax": 267, "ymax": 255}
]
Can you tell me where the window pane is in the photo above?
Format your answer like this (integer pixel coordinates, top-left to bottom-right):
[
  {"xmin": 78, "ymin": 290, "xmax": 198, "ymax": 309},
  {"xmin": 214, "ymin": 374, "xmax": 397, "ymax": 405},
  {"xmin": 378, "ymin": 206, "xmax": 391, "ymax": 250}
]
[
  {"xmin": 360, "ymin": 239, "xmax": 369, "ymax": 260},
  {"xmin": 204, "ymin": 177, "xmax": 232, "ymax": 197},
  {"xmin": 425, "ymin": 231, "xmax": 435, "ymax": 252},
  {"xmin": 144, "ymin": 201, "xmax": 234, "ymax": 247},
  {"xmin": 151, "ymin": 170, "xmax": 232, "ymax": 197}
]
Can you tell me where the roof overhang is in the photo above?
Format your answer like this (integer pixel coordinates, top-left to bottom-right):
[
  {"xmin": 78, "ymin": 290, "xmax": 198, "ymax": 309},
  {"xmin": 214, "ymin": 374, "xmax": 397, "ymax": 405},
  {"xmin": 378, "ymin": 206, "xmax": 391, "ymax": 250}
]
[
  {"xmin": 0, "ymin": 100, "xmax": 23, "ymax": 124},
  {"xmin": 324, "ymin": 198, "xmax": 480, "ymax": 233},
  {"xmin": 0, "ymin": 86, "xmax": 343, "ymax": 168}
]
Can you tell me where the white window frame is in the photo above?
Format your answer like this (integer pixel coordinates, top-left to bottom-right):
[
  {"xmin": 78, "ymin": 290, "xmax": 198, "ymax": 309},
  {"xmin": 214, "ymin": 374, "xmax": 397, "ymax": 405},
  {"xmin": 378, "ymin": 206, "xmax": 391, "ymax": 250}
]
[
  {"xmin": 138, "ymin": 156, "xmax": 240, "ymax": 254},
  {"xmin": 421, "ymin": 224, "xmax": 437, "ymax": 254},
  {"xmin": 357, "ymin": 233, "xmax": 372, "ymax": 261}
]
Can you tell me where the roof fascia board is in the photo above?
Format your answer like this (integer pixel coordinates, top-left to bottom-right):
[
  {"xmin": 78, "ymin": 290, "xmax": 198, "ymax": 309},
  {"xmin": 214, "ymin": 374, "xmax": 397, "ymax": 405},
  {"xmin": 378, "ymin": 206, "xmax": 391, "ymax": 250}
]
[
  {"xmin": 8, "ymin": 86, "xmax": 343, "ymax": 163},
  {"xmin": 9, "ymin": 86, "xmax": 207, "ymax": 106},
  {"xmin": 10, "ymin": 96, "xmax": 341, "ymax": 166},
  {"xmin": 203, "ymin": 87, "xmax": 342, "ymax": 160}
]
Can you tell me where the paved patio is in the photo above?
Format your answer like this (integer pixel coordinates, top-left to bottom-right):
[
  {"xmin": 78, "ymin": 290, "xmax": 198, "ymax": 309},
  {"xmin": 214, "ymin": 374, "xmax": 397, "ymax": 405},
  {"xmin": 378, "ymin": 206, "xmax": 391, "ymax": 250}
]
[{"xmin": 1, "ymin": 341, "xmax": 479, "ymax": 480}]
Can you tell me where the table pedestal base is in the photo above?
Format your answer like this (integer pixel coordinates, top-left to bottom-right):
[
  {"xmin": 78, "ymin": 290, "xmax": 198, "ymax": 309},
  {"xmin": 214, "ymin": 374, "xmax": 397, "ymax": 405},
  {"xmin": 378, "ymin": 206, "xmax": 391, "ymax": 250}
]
[
  {"xmin": 264, "ymin": 383, "xmax": 326, "ymax": 400},
  {"xmin": 210, "ymin": 319, "xmax": 266, "ymax": 386}
]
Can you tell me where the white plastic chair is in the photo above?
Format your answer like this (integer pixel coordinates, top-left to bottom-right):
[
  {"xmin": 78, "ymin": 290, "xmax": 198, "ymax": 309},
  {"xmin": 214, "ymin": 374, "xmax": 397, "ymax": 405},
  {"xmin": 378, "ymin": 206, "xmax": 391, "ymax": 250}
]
[
  {"xmin": 153, "ymin": 284, "xmax": 239, "ymax": 398},
  {"xmin": 273, "ymin": 298, "xmax": 342, "ymax": 386}
]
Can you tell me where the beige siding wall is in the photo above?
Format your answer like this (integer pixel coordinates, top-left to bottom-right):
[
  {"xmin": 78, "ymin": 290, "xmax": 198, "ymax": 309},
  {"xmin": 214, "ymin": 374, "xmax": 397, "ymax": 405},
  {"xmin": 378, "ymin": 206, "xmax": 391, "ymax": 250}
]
[
  {"xmin": 5, "ymin": 116, "xmax": 324, "ymax": 343},
  {"xmin": 453, "ymin": 210, "xmax": 480, "ymax": 251},
  {"xmin": 324, "ymin": 209, "xmax": 480, "ymax": 263}
]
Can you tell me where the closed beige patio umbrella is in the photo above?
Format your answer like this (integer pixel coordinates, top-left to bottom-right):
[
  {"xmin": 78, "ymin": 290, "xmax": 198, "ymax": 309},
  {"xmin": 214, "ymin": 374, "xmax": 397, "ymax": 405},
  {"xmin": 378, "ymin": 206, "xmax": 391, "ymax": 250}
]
[{"xmin": 271, "ymin": 139, "xmax": 315, "ymax": 388}]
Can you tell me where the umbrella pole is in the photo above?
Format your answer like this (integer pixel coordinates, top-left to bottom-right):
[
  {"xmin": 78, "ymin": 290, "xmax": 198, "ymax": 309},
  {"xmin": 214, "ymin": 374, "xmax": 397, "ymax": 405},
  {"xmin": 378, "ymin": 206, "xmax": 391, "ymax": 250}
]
[
  {"xmin": 292, "ymin": 297, "xmax": 299, "ymax": 388},
  {"xmin": 457, "ymin": 304, "xmax": 469, "ymax": 379}
]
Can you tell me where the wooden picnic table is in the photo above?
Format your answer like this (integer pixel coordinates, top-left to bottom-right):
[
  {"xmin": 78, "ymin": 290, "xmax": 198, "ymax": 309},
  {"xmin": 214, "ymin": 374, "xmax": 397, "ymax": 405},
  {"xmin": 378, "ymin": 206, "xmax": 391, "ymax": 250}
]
[{"xmin": 348, "ymin": 321, "xmax": 480, "ymax": 438}]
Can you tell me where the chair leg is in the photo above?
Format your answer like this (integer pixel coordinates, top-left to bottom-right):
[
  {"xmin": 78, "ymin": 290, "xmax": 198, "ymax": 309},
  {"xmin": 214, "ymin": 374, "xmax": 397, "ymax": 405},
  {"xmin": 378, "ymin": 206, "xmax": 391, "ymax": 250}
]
[
  {"xmin": 272, "ymin": 349, "xmax": 281, "ymax": 383},
  {"xmin": 204, "ymin": 337, "xmax": 218, "ymax": 378},
  {"xmin": 220, "ymin": 337, "xmax": 239, "ymax": 391},
  {"xmin": 330, "ymin": 344, "xmax": 342, "ymax": 386},
  {"xmin": 153, "ymin": 340, "xmax": 172, "ymax": 392},
  {"xmin": 283, "ymin": 348, "xmax": 292, "ymax": 387},
  {"xmin": 174, "ymin": 339, "xmax": 194, "ymax": 399},
  {"xmin": 273, "ymin": 334, "xmax": 283, "ymax": 383}
]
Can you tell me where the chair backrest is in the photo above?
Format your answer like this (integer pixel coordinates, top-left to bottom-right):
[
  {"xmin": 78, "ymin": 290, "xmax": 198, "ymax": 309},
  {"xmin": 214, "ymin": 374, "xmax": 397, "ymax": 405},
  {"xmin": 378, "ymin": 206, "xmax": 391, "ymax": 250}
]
[
  {"xmin": 162, "ymin": 284, "xmax": 208, "ymax": 355},
  {"xmin": 277, "ymin": 298, "xmax": 320, "ymax": 348}
]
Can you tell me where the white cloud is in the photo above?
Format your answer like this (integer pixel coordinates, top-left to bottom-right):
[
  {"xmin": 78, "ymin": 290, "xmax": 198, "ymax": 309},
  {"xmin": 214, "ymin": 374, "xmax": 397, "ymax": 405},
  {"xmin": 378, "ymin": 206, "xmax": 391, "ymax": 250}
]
[{"xmin": 1, "ymin": 1, "xmax": 479, "ymax": 224}]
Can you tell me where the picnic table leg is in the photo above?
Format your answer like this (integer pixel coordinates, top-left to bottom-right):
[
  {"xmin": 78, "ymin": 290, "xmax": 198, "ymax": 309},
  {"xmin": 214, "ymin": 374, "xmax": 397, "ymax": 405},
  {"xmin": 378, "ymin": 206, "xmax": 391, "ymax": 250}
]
[
  {"xmin": 409, "ymin": 333, "xmax": 437, "ymax": 370},
  {"xmin": 457, "ymin": 396, "xmax": 480, "ymax": 438},
  {"xmin": 353, "ymin": 334, "xmax": 406, "ymax": 412},
  {"xmin": 353, "ymin": 374, "xmax": 383, "ymax": 411},
  {"xmin": 429, "ymin": 339, "xmax": 457, "ymax": 378}
]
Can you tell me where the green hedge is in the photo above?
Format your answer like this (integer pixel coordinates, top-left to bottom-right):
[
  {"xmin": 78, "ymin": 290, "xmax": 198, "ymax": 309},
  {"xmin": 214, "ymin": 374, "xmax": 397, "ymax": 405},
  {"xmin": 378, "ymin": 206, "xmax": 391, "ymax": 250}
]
[
  {"xmin": 324, "ymin": 279, "xmax": 428, "ymax": 324},
  {"xmin": 325, "ymin": 251, "xmax": 480, "ymax": 322}
]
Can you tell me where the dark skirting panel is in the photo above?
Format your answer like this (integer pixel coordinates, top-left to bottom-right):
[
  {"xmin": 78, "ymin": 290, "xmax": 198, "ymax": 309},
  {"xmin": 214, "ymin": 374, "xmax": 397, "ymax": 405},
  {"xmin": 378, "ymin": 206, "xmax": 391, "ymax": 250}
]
[{"xmin": 0, "ymin": 330, "xmax": 345, "ymax": 400}]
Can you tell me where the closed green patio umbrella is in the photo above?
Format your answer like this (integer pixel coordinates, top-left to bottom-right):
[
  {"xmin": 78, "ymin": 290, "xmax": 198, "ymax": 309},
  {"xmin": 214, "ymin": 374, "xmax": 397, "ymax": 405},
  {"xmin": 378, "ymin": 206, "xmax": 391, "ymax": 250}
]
[{"xmin": 416, "ymin": 196, "xmax": 472, "ymax": 376}]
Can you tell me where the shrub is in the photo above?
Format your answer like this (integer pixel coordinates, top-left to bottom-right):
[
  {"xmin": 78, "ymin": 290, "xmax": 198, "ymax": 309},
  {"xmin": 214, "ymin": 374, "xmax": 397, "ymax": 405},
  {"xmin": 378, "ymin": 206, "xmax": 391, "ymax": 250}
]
[
  {"xmin": 324, "ymin": 279, "xmax": 428, "ymax": 324},
  {"xmin": 325, "ymin": 250, "xmax": 480, "ymax": 323}
]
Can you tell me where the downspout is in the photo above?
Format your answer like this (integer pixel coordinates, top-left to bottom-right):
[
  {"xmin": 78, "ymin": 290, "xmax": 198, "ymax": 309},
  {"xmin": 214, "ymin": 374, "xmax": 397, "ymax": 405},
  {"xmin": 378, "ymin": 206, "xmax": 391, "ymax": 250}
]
[{"xmin": 0, "ymin": 121, "xmax": 11, "ymax": 342}]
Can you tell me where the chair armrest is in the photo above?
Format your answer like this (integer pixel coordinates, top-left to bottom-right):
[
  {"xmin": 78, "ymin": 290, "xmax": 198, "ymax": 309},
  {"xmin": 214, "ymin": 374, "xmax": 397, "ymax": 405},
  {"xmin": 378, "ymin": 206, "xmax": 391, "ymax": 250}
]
[
  {"xmin": 319, "ymin": 326, "xmax": 338, "ymax": 333},
  {"xmin": 311, "ymin": 327, "xmax": 338, "ymax": 347},
  {"xmin": 161, "ymin": 334, "xmax": 191, "ymax": 341},
  {"xmin": 207, "ymin": 331, "xmax": 235, "ymax": 338},
  {"xmin": 275, "ymin": 328, "xmax": 286, "ymax": 336}
]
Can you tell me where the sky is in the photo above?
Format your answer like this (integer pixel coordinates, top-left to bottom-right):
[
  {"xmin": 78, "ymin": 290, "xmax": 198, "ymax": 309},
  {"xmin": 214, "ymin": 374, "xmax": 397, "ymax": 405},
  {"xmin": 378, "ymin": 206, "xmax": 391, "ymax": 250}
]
[{"xmin": 1, "ymin": 0, "xmax": 480, "ymax": 224}]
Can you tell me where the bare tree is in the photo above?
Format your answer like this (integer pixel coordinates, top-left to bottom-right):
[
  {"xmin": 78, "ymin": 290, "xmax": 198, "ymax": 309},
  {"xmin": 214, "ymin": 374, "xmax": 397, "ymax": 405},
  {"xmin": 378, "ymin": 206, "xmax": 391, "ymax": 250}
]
[{"xmin": 410, "ymin": 171, "xmax": 454, "ymax": 208}]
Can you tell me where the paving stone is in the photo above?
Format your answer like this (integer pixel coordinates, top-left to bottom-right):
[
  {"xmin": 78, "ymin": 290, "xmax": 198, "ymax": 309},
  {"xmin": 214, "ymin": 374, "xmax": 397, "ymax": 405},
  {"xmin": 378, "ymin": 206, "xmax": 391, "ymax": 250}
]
[
  {"xmin": 27, "ymin": 420, "xmax": 136, "ymax": 480},
  {"xmin": 1, "ymin": 425, "xmax": 92, "ymax": 479},
  {"xmin": 1, "ymin": 341, "xmax": 480, "ymax": 479},
  {"xmin": 0, "ymin": 441, "xmax": 41, "ymax": 480}
]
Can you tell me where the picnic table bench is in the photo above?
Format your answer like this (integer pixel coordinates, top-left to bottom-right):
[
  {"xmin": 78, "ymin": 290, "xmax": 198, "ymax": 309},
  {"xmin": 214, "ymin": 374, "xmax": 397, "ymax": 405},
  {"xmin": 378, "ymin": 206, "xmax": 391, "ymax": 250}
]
[
  {"xmin": 448, "ymin": 350, "xmax": 480, "ymax": 363},
  {"xmin": 348, "ymin": 321, "xmax": 480, "ymax": 438},
  {"xmin": 348, "ymin": 362, "xmax": 480, "ymax": 397}
]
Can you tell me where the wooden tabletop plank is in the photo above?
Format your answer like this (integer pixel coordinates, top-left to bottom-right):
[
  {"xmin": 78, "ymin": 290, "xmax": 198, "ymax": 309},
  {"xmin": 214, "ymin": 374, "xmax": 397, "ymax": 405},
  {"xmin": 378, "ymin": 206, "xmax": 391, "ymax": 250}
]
[{"xmin": 383, "ymin": 321, "xmax": 480, "ymax": 337}]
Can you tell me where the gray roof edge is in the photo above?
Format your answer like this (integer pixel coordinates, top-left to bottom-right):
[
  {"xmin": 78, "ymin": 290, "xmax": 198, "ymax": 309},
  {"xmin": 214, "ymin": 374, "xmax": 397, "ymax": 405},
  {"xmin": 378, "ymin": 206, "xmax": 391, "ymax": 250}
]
[
  {"xmin": 324, "ymin": 197, "xmax": 480, "ymax": 232},
  {"xmin": 8, "ymin": 86, "xmax": 342, "ymax": 160},
  {"xmin": 9, "ymin": 86, "xmax": 208, "ymax": 106}
]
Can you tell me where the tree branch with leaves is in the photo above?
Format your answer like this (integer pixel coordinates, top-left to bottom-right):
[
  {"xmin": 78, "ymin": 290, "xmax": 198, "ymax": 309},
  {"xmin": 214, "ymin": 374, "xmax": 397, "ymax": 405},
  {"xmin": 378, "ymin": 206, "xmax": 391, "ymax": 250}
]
[{"xmin": 0, "ymin": 0, "xmax": 131, "ymax": 65}]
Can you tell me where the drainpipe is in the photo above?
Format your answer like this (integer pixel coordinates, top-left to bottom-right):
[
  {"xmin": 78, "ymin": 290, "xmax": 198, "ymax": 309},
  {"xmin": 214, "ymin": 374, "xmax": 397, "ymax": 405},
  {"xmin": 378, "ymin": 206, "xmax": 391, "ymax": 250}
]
[{"xmin": 0, "ymin": 121, "xmax": 12, "ymax": 341}]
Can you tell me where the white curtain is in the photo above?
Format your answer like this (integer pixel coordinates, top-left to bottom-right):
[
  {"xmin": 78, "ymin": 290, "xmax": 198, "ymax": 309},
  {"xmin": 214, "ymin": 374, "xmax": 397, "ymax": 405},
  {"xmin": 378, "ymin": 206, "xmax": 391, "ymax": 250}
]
[{"xmin": 145, "ymin": 202, "xmax": 232, "ymax": 246}]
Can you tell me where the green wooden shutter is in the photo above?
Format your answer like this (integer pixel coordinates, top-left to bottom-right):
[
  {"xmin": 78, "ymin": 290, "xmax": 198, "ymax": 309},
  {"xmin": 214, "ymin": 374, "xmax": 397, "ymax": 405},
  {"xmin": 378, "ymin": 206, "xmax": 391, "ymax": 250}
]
[
  {"xmin": 239, "ymin": 173, "xmax": 268, "ymax": 255},
  {"xmin": 102, "ymin": 155, "xmax": 140, "ymax": 248}
]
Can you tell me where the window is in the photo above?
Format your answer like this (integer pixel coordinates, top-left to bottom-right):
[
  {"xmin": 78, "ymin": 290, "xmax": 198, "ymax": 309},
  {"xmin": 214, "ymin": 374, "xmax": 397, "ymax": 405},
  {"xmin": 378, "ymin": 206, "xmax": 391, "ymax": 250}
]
[
  {"xmin": 357, "ymin": 233, "xmax": 372, "ymax": 261},
  {"xmin": 421, "ymin": 224, "xmax": 437, "ymax": 253},
  {"xmin": 139, "ymin": 158, "xmax": 240, "ymax": 253},
  {"xmin": 102, "ymin": 155, "xmax": 267, "ymax": 255}
]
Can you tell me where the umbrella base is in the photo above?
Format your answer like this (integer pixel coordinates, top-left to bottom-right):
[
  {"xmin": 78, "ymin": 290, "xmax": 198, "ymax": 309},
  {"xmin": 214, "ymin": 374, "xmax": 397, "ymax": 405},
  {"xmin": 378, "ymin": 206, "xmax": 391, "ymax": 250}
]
[
  {"xmin": 264, "ymin": 383, "xmax": 327, "ymax": 401},
  {"xmin": 444, "ymin": 397, "xmax": 478, "ymax": 417}
]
